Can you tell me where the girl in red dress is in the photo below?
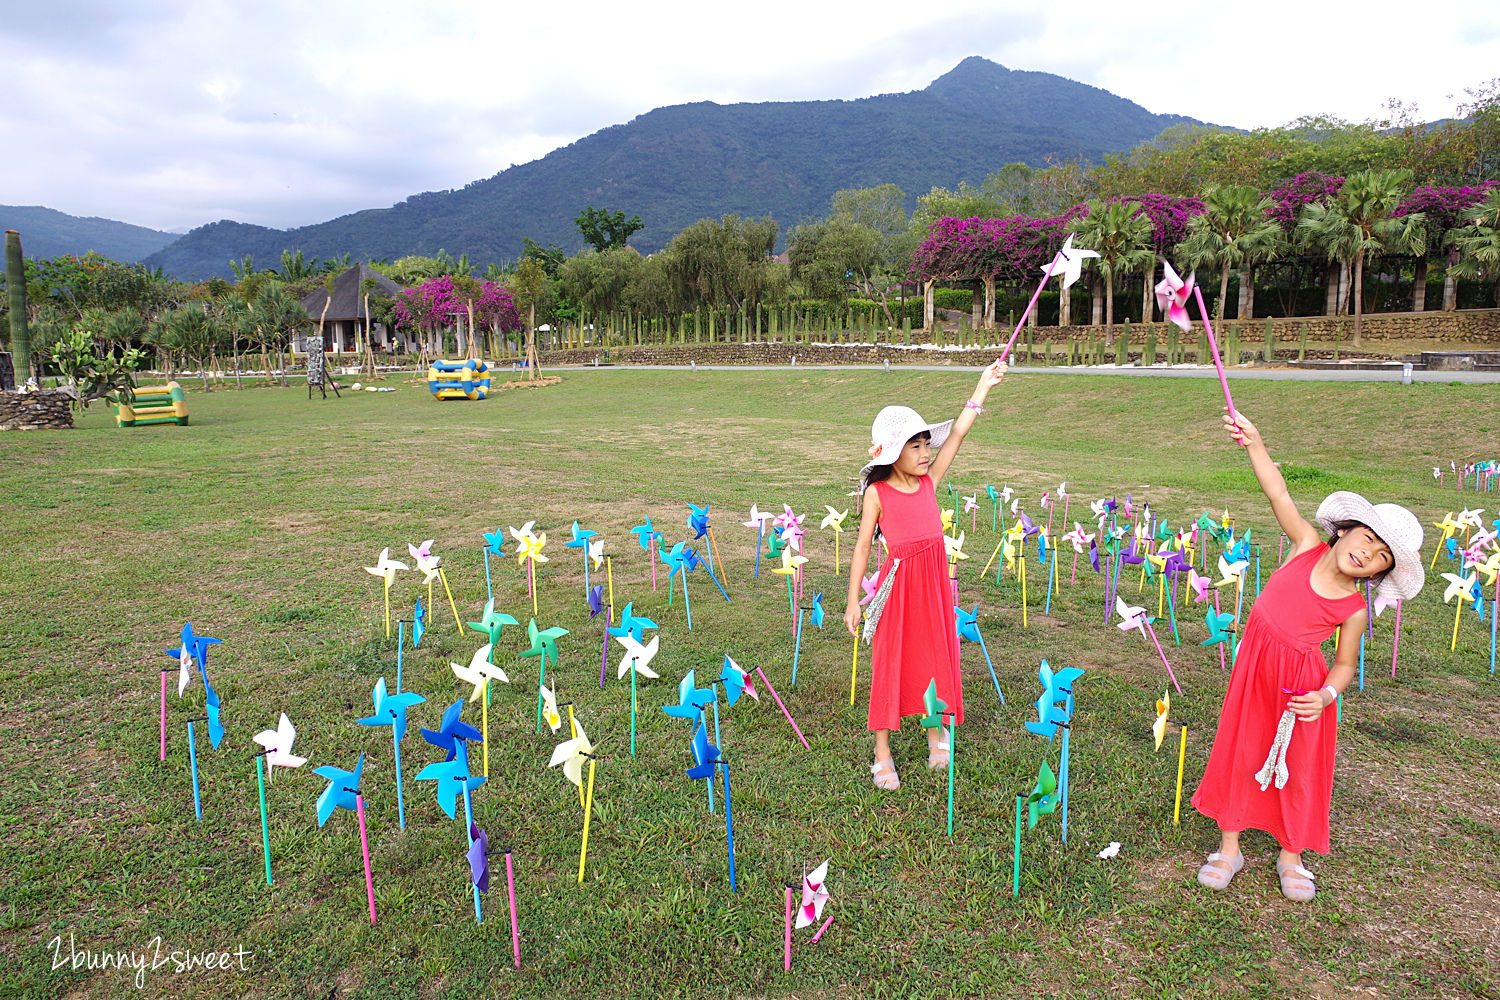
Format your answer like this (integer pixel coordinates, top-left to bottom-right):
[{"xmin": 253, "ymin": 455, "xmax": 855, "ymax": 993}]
[
  {"xmin": 1191, "ymin": 410, "xmax": 1425, "ymax": 900},
  {"xmin": 843, "ymin": 361, "xmax": 1007, "ymax": 791}
]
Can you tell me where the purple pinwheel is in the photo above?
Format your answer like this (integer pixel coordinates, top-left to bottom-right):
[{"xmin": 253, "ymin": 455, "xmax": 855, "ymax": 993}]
[
  {"xmin": 587, "ymin": 584, "xmax": 606, "ymax": 618},
  {"xmin": 467, "ymin": 823, "xmax": 490, "ymax": 894}
]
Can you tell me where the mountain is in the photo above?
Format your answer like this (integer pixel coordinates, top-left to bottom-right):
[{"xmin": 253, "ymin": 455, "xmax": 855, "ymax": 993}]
[
  {"xmin": 146, "ymin": 57, "xmax": 1208, "ymax": 279},
  {"xmin": 1, "ymin": 205, "xmax": 178, "ymax": 262}
]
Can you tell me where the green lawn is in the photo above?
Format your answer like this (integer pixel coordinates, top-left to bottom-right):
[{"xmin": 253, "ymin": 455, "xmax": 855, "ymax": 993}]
[{"xmin": 1, "ymin": 369, "xmax": 1496, "ymax": 1000}]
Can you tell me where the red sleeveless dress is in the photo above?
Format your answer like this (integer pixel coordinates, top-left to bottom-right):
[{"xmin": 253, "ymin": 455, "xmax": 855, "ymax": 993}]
[
  {"xmin": 1190, "ymin": 545, "xmax": 1363, "ymax": 853},
  {"xmin": 868, "ymin": 475, "xmax": 962, "ymax": 731}
]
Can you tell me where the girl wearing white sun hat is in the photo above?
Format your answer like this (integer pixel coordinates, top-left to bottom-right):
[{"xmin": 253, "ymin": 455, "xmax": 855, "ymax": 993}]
[
  {"xmin": 1192, "ymin": 409, "xmax": 1424, "ymax": 903},
  {"xmin": 844, "ymin": 359, "xmax": 1007, "ymax": 792}
]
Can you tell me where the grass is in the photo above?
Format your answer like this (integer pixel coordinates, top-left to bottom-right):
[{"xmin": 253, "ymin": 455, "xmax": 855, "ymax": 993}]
[{"xmin": 0, "ymin": 368, "xmax": 1497, "ymax": 1000}]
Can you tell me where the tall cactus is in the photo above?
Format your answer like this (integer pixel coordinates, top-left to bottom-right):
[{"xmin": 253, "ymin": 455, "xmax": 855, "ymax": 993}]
[{"xmin": 5, "ymin": 230, "xmax": 29, "ymax": 386}]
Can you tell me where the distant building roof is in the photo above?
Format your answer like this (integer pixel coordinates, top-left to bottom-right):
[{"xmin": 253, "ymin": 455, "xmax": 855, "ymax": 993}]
[{"xmin": 299, "ymin": 264, "xmax": 403, "ymax": 321}]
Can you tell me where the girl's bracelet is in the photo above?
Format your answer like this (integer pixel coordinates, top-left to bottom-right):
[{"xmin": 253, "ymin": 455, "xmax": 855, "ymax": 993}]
[
  {"xmin": 964, "ymin": 400, "xmax": 984, "ymax": 416},
  {"xmin": 1320, "ymin": 685, "xmax": 1338, "ymax": 706}
]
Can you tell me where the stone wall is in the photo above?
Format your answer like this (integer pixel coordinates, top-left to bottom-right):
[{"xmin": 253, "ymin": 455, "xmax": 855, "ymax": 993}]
[{"xmin": 0, "ymin": 390, "xmax": 74, "ymax": 430}]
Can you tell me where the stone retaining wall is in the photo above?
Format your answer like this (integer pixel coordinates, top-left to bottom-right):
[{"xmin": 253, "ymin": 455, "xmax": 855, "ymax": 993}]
[{"xmin": 0, "ymin": 390, "xmax": 74, "ymax": 430}]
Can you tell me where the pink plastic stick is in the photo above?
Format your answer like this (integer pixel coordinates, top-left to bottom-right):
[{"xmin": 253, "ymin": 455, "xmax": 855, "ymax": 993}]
[
  {"xmin": 1390, "ymin": 600, "xmax": 1403, "ymax": 678},
  {"xmin": 506, "ymin": 851, "xmax": 520, "ymax": 968},
  {"xmin": 997, "ymin": 248, "xmax": 1062, "ymax": 363},
  {"xmin": 1212, "ymin": 590, "xmax": 1226, "ymax": 672},
  {"xmin": 1145, "ymin": 623, "xmax": 1183, "ymax": 694},
  {"xmin": 1069, "ymin": 550, "xmax": 1079, "ymax": 587},
  {"xmin": 783, "ymin": 885, "xmax": 793, "ymax": 970},
  {"xmin": 1192, "ymin": 285, "xmax": 1236, "ymax": 418},
  {"xmin": 755, "ymin": 667, "xmax": 810, "ymax": 749},
  {"xmin": 811, "ymin": 913, "xmax": 834, "ymax": 943},
  {"xmin": 159, "ymin": 670, "xmax": 167, "ymax": 761},
  {"xmin": 356, "ymin": 794, "xmax": 376, "ymax": 924}
]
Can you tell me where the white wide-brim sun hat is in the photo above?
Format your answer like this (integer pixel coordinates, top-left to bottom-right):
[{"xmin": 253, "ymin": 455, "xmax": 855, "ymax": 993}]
[
  {"xmin": 1314, "ymin": 491, "xmax": 1425, "ymax": 600},
  {"xmin": 858, "ymin": 405, "xmax": 953, "ymax": 484}
]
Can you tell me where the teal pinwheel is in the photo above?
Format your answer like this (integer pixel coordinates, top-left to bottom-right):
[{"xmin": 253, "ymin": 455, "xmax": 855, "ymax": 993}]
[
  {"xmin": 1202, "ymin": 608, "xmax": 1236, "ymax": 647},
  {"xmin": 413, "ymin": 597, "xmax": 427, "ymax": 646},
  {"xmin": 466, "ymin": 599, "xmax": 519, "ymax": 647},
  {"xmin": 955, "ymin": 603, "xmax": 1004, "ymax": 705},
  {"xmin": 1024, "ymin": 659, "xmax": 1084, "ymax": 740},
  {"xmin": 629, "ymin": 518, "xmax": 657, "ymax": 552},
  {"xmin": 415, "ymin": 746, "xmax": 487, "ymax": 820},
  {"xmin": 607, "ymin": 602, "xmax": 658, "ymax": 642},
  {"xmin": 1025, "ymin": 759, "xmax": 1059, "ymax": 830},
  {"xmin": 519, "ymin": 618, "xmax": 569, "ymax": 669},
  {"xmin": 482, "ymin": 529, "xmax": 507, "ymax": 556},
  {"xmin": 918, "ymin": 678, "xmax": 948, "ymax": 729},
  {"xmin": 313, "ymin": 752, "xmax": 366, "ymax": 827},
  {"xmin": 357, "ymin": 677, "xmax": 426, "ymax": 743},
  {"xmin": 810, "ymin": 592, "xmax": 825, "ymax": 629},
  {"xmin": 663, "ymin": 669, "xmax": 716, "ymax": 720}
]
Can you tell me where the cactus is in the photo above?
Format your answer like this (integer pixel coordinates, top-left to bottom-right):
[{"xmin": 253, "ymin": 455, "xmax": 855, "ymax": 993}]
[
  {"xmin": 1263, "ymin": 317, "xmax": 1275, "ymax": 363},
  {"xmin": 1144, "ymin": 324, "xmax": 1157, "ymax": 366},
  {"xmin": 1298, "ymin": 322, "xmax": 1308, "ymax": 361},
  {"xmin": 5, "ymin": 230, "xmax": 28, "ymax": 385}
]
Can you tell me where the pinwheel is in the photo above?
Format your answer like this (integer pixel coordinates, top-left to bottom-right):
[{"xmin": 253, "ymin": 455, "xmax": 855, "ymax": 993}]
[
  {"xmin": 466, "ymin": 597, "xmax": 520, "ymax": 647},
  {"xmin": 1059, "ymin": 522, "xmax": 1093, "ymax": 586},
  {"xmin": 1023, "ymin": 659, "xmax": 1083, "ymax": 741},
  {"xmin": 608, "ymin": 602, "xmax": 659, "ymax": 642},
  {"xmin": 1026, "ymin": 758, "xmax": 1059, "ymax": 830},
  {"xmin": 1441, "ymin": 571, "xmax": 1482, "ymax": 652},
  {"xmin": 548, "ymin": 718, "xmax": 599, "ymax": 882},
  {"xmin": 1430, "ymin": 512, "xmax": 1461, "ymax": 569},
  {"xmin": 587, "ymin": 584, "xmax": 606, "ymax": 619},
  {"xmin": 312, "ymin": 751, "xmax": 376, "ymax": 922},
  {"xmin": 1186, "ymin": 568, "xmax": 1211, "ymax": 603},
  {"xmin": 1152, "ymin": 690, "xmax": 1190, "ymax": 824},
  {"xmin": 515, "ymin": 531, "xmax": 548, "ymax": 616},
  {"xmin": 795, "ymin": 859, "xmax": 831, "ymax": 933},
  {"xmin": 166, "ymin": 621, "xmax": 221, "ymax": 689},
  {"xmin": 1115, "ymin": 596, "xmax": 1182, "ymax": 693},
  {"xmin": 414, "ymin": 732, "xmax": 486, "ymax": 818},
  {"xmin": 411, "ymin": 542, "xmax": 459, "ymax": 632},
  {"xmin": 253, "ymin": 712, "xmax": 308, "ymax": 781},
  {"xmin": 452, "ymin": 643, "xmax": 509, "ymax": 775},
  {"xmin": 736, "ymin": 505, "xmax": 771, "ymax": 580},
  {"xmin": 688, "ymin": 503, "xmax": 729, "ymax": 580},
  {"xmin": 821, "ymin": 506, "xmax": 849, "ymax": 571},
  {"xmin": 540, "ymin": 681, "xmax": 562, "ymax": 733},
  {"xmin": 911, "ymin": 677, "xmax": 958, "ymax": 835},
  {"xmin": 954, "ymin": 604, "xmax": 1004, "ymax": 704},
  {"xmin": 356, "ymin": 678, "xmax": 426, "ymax": 828},
  {"xmin": 720, "ymin": 655, "xmax": 759, "ymax": 706},
  {"xmin": 772, "ymin": 547, "xmax": 810, "ymax": 625},
  {"xmin": 858, "ymin": 571, "xmax": 879, "ymax": 606},
  {"xmin": 629, "ymin": 517, "xmax": 661, "ymax": 590},
  {"xmin": 1474, "ymin": 549, "xmax": 1500, "ymax": 674},
  {"xmin": 564, "ymin": 520, "xmax": 598, "ymax": 597},
  {"xmin": 685, "ymin": 720, "xmax": 737, "ymax": 890},
  {"xmin": 1203, "ymin": 608, "xmax": 1236, "ymax": 647},
  {"xmin": 616, "ymin": 632, "xmax": 660, "ymax": 755},
  {"xmin": 412, "ymin": 597, "xmax": 426, "ymax": 648},
  {"xmin": 365, "ymin": 547, "xmax": 409, "ymax": 638},
  {"xmin": 164, "ymin": 623, "xmax": 222, "ymax": 760},
  {"xmin": 519, "ymin": 618, "xmax": 569, "ymax": 730},
  {"xmin": 201, "ymin": 681, "xmax": 226, "ymax": 750},
  {"xmin": 1459, "ymin": 507, "xmax": 1487, "ymax": 537},
  {"xmin": 764, "ymin": 525, "xmax": 789, "ymax": 564},
  {"xmin": 481, "ymin": 528, "xmax": 506, "ymax": 602},
  {"xmin": 466, "ymin": 822, "xmax": 489, "ymax": 924},
  {"xmin": 983, "ymin": 484, "xmax": 1000, "ymax": 531},
  {"xmin": 1056, "ymin": 482, "xmax": 1070, "ymax": 529},
  {"xmin": 421, "ymin": 699, "xmax": 483, "ymax": 762}
]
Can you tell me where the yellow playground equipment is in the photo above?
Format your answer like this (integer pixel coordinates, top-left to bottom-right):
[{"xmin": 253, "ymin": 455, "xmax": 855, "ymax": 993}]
[
  {"xmin": 115, "ymin": 381, "xmax": 189, "ymax": 427},
  {"xmin": 427, "ymin": 359, "xmax": 491, "ymax": 400}
]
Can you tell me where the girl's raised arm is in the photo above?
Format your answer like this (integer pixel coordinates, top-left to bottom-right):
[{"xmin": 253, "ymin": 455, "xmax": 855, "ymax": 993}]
[
  {"xmin": 1225, "ymin": 410, "xmax": 1319, "ymax": 554},
  {"xmin": 928, "ymin": 361, "xmax": 1006, "ymax": 486}
]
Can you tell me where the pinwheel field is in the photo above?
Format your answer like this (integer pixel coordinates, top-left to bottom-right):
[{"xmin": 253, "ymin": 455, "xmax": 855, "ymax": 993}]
[{"xmin": 3, "ymin": 368, "xmax": 1497, "ymax": 1000}]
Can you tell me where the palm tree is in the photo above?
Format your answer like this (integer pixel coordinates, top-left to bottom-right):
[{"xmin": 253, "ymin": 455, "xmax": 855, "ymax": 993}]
[
  {"xmin": 1179, "ymin": 185, "xmax": 1283, "ymax": 326},
  {"xmin": 1297, "ymin": 169, "xmax": 1424, "ymax": 348},
  {"xmin": 1067, "ymin": 200, "xmax": 1155, "ymax": 341},
  {"xmin": 254, "ymin": 286, "xmax": 312, "ymax": 387},
  {"xmin": 1448, "ymin": 188, "xmax": 1500, "ymax": 306}
]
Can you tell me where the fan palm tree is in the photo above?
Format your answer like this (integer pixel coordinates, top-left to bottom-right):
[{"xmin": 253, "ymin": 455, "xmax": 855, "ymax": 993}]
[
  {"xmin": 1067, "ymin": 200, "xmax": 1155, "ymax": 340},
  {"xmin": 1179, "ymin": 185, "xmax": 1283, "ymax": 326},
  {"xmin": 1297, "ymin": 169, "xmax": 1424, "ymax": 348},
  {"xmin": 1448, "ymin": 188, "xmax": 1500, "ymax": 305},
  {"xmin": 253, "ymin": 286, "xmax": 312, "ymax": 387}
]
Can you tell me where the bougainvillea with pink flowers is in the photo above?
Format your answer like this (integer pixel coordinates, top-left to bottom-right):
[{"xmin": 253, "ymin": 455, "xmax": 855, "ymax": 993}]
[
  {"xmin": 1265, "ymin": 172, "xmax": 1344, "ymax": 230},
  {"xmin": 1394, "ymin": 181, "xmax": 1498, "ymax": 234},
  {"xmin": 393, "ymin": 276, "xmax": 521, "ymax": 335}
]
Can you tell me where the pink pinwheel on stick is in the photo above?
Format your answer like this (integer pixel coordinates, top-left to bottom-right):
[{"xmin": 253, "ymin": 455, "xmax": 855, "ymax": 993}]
[{"xmin": 1115, "ymin": 596, "xmax": 1182, "ymax": 694}]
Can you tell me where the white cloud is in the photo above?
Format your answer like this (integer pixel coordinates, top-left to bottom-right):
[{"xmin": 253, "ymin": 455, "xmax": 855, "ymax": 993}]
[{"xmin": 2, "ymin": 0, "xmax": 1496, "ymax": 232}]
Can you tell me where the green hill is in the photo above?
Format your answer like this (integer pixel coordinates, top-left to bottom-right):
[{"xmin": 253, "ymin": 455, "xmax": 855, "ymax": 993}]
[
  {"xmin": 146, "ymin": 57, "xmax": 1207, "ymax": 279},
  {"xmin": 0, "ymin": 205, "xmax": 178, "ymax": 262}
]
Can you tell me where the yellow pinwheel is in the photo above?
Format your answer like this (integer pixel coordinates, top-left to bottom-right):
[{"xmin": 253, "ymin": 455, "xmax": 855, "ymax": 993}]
[
  {"xmin": 540, "ymin": 682, "xmax": 562, "ymax": 734},
  {"xmin": 1213, "ymin": 554, "xmax": 1248, "ymax": 589},
  {"xmin": 548, "ymin": 718, "xmax": 594, "ymax": 791},
  {"xmin": 363, "ymin": 547, "xmax": 408, "ymax": 638},
  {"xmin": 821, "ymin": 505, "xmax": 849, "ymax": 571},
  {"xmin": 517, "ymin": 531, "xmax": 548, "ymax": 615},
  {"xmin": 944, "ymin": 530, "xmax": 969, "ymax": 564},
  {"xmin": 1152, "ymin": 690, "xmax": 1171, "ymax": 751},
  {"xmin": 1431, "ymin": 512, "xmax": 1461, "ymax": 569},
  {"xmin": 940, "ymin": 506, "xmax": 956, "ymax": 536}
]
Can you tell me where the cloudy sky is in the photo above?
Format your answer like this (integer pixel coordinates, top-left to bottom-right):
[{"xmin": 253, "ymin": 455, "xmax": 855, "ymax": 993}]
[{"xmin": 6, "ymin": 0, "xmax": 1497, "ymax": 233}]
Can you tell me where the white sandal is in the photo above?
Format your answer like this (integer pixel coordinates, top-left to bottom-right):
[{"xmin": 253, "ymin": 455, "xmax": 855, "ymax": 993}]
[
  {"xmin": 1196, "ymin": 851, "xmax": 1244, "ymax": 890},
  {"xmin": 1276, "ymin": 859, "xmax": 1316, "ymax": 901},
  {"xmin": 870, "ymin": 758, "xmax": 900, "ymax": 791},
  {"xmin": 927, "ymin": 739, "xmax": 951, "ymax": 770}
]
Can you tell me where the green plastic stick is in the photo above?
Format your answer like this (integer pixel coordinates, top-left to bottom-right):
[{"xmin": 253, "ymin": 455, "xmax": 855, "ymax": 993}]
[{"xmin": 1012, "ymin": 793, "xmax": 1022, "ymax": 896}]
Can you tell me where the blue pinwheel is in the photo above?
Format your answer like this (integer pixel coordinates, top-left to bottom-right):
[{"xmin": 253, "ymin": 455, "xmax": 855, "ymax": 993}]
[
  {"xmin": 686, "ymin": 718, "xmax": 737, "ymax": 890},
  {"xmin": 166, "ymin": 622, "xmax": 221, "ymax": 675},
  {"xmin": 313, "ymin": 752, "xmax": 366, "ymax": 827},
  {"xmin": 629, "ymin": 518, "xmax": 656, "ymax": 552},
  {"xmin": 422, "ymin": 700, "xmax": 483, "ymax": 762},
  {"xmin": 663, "ymin": 670, "xmax": 716, "ymax": 721},
  {"xmin": 608, "ymin": 602, "xmax": 658, "ymax": 643},
  {"xmin": 413, "ymin": 597, "xmax": 427, "ymax": 647},
  {"xmin": 810, "ymin": 592, "xmax": 825, "ymax": 629},
  {"xmin": 1024, "ymin": 659, "xmax": 1084, "ymax": 741},
  {"xmin": 660, "ymin": 541, "xmax": 696, "ymax": 626},
  {"xmin": 564, "ymin": 520, "xmax": 599, "ymax": 596},
  {"xmin": 687, "ymin": 503, "xmax": 710, "ymax": 540},
  {"xmin": 954, "ymin": 603, "xmax": 1004, "ymax": 704},
  {"xmin": 415, "ymin": 746, "xmax": 487, "ymax": 820},
  {"xmin": 357, "ymin": 677, "xmax": 425, "ymax": 828},
  {"xmin": 202, "ymin": 681, "xmax": 225, "ymax": 748},
  {"xmin": 482, "ymin": 529, "xmax": 507, "ymax": 556}
]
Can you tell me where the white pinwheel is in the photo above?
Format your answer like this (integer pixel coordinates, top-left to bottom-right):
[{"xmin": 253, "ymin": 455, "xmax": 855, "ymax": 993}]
[
  {"xmin": 614, "ymin": 633, "xmax": 661, "ymax": 680},
  {"xmin": 451, "ymin": 643, "xmax": 508, "ymax": 702},
  {"xmin": 253, "ymin": 712, "xmax": 308, "ymax": 780}
]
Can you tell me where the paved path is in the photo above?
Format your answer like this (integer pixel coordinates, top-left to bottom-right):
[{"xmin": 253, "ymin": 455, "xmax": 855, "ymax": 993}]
[{"xmin": 551, "ymin": 363, "xmax": 1500, "ymax": 384}]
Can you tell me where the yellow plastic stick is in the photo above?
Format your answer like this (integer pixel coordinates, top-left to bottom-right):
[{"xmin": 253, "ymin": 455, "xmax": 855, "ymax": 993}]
[
  {"xmin": 1020, "ymin": 551, "xmax": 1028, "ymax": 628},
  {"xmin": 482, "ymin": 681, "xmax": 490, "ymax": 777},
  {"xmin": 440, "ymin": 568, "xmax": 463, "ymax": 633},
  {"xmin": 707, "ymin": 527, "xmax": 728, "ymax": 582},
  {"xmin": 530, "ymin": 560, "xmax": 538, "ymax": 617},
  {"xmin": 1157, "ymin": 572, "xmax": 1166, "ymax": 619},
  {"xmin": 383, "ymin": 581, "xmax": 391, "ymax": 639},
  {"xmin": 981, "ymin": 538, "xmax": 1005, "ymax": 578},
  {"xmin": 1173, "ymin": 725, "xmax": 1188, "ymax": 825},
  {"xmin": 834, "ymin": 533, "xmax": 840, "ymax": 574},
  {"xmin": 577, "ymin": 757, "xmax": 597, "ymax": 884},
  {"xmin": 606, "ymin": 556, "xmax": 614, "ymax": 612},
  {"xmin": 1451, "ymin": 596, "xmax": 1463, "ymax": 651},
  {"xmin": 849, "ymin": 626, "xmax": 860, "ymax": 706}
]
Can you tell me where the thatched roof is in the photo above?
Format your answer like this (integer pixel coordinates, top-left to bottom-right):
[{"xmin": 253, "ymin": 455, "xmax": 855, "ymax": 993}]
[{"xmin": 299, "ymin": 264, "xmax": 402, "ymax": 321}]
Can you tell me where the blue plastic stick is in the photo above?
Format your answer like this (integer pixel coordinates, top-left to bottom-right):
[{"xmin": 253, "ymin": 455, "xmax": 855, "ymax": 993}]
[
  {"xmin": 721, "ymin": 760, "xmax": 737, "ymax": 891},
  {"xmin": 754, "ymin": 524, "xmax": 762, "ymax": 579},
  {"xmin": 791, "ymin": 610, "xmax": 804, "ymax": 687},
  {"xmin": 484, "ymin": 548, "xmax": 492, "ymax": 605},
  {"xmin": 396, "ymin": 620, "xmax": 405, "ymax": 694},
  {"xmin": 461, "ymin": 771, "xmax": 483, "ymax": 924},
  {"xmin": 702, "ymin": 558, "xmax": 731, "ymax": 602},
  {"xmin": 1043, "ymin": 549, "xmax": 1054, "ymax": 616},
  {"xmin": 393, "ymin": 727, "xmax": 407, "ymax": 829},
  {"xmin": 681, "ymin": 567, "xmax": 693, "ymax": 631},
  {"xmin": 187, "ymin": 720, "xmax": 202, "ymax": 820},
  {"xmin": 975, "ymin": 631, "xmax": 1004, "ymax": 705},
  {"xmin": 583, "ymin": 549, "xmax": 589, "ymax": 598}
]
